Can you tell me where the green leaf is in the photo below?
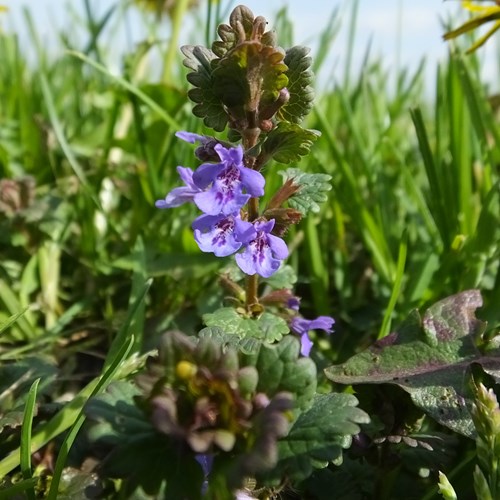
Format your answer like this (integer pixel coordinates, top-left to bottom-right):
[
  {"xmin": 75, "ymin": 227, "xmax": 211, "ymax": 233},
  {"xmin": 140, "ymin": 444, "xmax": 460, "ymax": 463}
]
[
  {"xmin": 279, "ymin": 168, "xmax": 332, "ymax": 215},
  {"xmin": 325, "ymin": 290, "xmax": 491, "ymax": 437},
  {"xmin": 86, "ymin": 381, "xmax": 204, "ymax": 497},
  {"xmin": 213, "ymin": 42, "xmax": 288, "ymax": 112},
  {"xmin": 278, "ymin": 46, "xmax": 315, "ymax": 123},
  {"xmin": 264, "ymin": 264, "xmax": 297, "ymax": 290},
  {"xmin": 180, "ymin": 45, "xmax": 228, "ymax": 132},
  {"xmin": 54, "ymin": 468, "xmax": 103, "ymax": 500},
  {"xmin": 0, "ymin": 356, "xmax": 57, "ymax": 416},
  {"xmin": 263, "ymin": 393, "xmax": 369, "ymax": 483},
  {"xmin": 202, "ymin": 307, "xmax": 289, "ymax": 343},
  {"xmin": 260, "ymin": 122, "xmax": 320, "ymax": 164},
  {"xmin": 242, "ymin": 336, "xmax": 317, "ymax": 411},
  {"xmin": 85, "ymin": 381, "xmax": 152, "ymax": 445},
  {"xmin": 198, "ymin": 327, "xmax": 262, "ymax": 354},
  {"xmin": 102, "ymin": 435, "xmax": 203, "ymax": 498}
]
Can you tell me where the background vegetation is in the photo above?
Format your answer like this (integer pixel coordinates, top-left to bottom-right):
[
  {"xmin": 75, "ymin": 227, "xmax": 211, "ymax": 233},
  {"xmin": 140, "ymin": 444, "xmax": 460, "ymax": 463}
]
[{"xmin": 1, "ymin": 0, "xmax": 500, "ymax": 498}]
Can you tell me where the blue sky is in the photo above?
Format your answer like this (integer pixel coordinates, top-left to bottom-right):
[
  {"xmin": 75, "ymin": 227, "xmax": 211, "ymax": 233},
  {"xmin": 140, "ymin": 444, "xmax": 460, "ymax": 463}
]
[{"xmin": 2, "ymin": 0, "xmax": 498, "ymax": 93}]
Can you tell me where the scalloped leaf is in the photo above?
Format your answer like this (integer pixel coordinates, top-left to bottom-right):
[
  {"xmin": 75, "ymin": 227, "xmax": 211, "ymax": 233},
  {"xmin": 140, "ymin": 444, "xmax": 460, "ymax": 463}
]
[
  {"xmin": 265, "ymin": 264, "xmax": 297, "ymax": 290},
  {"xmin": 261, "ymin": 393, "xmax": 369, "ymax": 483},
  {"xmin": 325, "ymin": 290, "xmax": 494, "ymax": 438},
  {"xmin": 213, "ymin": 42, "xmax": 288, "ymax": 113},
  {"xmin": 202, "ymin": 307, "xmax": 289, "ymax": 343},
  {"xmin": 260, "ymin": 122, "xmax": 320, "ymax": 164},
  {"xmin": 278, "ymin": 45, "xmax": 315, "ymax": 123},
  {"xmin": 198, "ymin": 326, "xmax": 262, "ymax": 354},
  {"xmin": 180, "ymin": 45, "xmax": 228, "ymax": 132},
  {"xmin": 85, "ymin": 380, "xmax": 152, "ymax": 444},
  {"xmin": 241, "ymin": 336, "xmax": 317, "ymax": 412},
  {"xmin": 278, "ymin": 168, "xmax": 332, "ymax": 215}
]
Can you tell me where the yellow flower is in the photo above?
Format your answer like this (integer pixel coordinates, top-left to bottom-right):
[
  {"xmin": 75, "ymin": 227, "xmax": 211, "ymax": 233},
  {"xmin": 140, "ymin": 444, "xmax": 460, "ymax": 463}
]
[{"xmin": 444, "ymin": 1, "xmax": 500, "ymax": 53}]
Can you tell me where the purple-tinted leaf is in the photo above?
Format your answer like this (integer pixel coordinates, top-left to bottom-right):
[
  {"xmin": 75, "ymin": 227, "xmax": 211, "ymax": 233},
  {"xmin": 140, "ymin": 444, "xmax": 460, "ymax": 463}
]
[{"xmin": 325, "ymin": 290, "xmax": 490, "ymax": 437}]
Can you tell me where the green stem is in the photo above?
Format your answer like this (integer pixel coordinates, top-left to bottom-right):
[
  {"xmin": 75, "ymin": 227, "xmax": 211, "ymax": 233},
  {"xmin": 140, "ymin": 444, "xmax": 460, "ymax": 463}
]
[{"xmin": 162, "ymin": 0, "xmax": 190, "ymax": 84}]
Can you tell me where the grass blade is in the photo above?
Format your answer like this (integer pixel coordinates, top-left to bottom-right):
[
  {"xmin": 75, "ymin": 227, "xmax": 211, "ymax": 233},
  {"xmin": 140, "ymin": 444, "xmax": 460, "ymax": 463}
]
[
  {"xmin": 46, "ymin": 335, "xmax": 135, "ymax": 499},
  {"xmin": 68, "ymin": 50, "xmax": 182, "ymax": 130},
  {"xmin": 20, "ymin": 378, "xmax": 40, "ymax": 500},
  {"xmin": 378, "ymin": 237, "xmax": 407, "ymax": 339}
]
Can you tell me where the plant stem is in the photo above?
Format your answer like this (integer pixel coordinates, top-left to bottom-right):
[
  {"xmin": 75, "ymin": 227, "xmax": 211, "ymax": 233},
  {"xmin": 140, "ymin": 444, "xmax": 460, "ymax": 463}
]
[{"xmin": 243, "ymin": 127, "xmax": 261, "ymax": 312}]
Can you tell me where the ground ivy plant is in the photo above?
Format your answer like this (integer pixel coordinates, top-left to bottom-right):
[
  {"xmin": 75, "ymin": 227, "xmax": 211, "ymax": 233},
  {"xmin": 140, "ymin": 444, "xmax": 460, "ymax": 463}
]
[
  {"xmin": 82, "ymin": 5, "xmax": 367, "ymax": 499},
  {"xmin": 82, "ymin": 5, "xmax": 500, "ymax": 499}
]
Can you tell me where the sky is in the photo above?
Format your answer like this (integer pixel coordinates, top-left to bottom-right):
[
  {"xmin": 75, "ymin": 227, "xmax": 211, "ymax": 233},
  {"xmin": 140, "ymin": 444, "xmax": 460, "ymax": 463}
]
[{"xmin": 2, "ymin": 0, "xmax": 499, "ymax": 94}]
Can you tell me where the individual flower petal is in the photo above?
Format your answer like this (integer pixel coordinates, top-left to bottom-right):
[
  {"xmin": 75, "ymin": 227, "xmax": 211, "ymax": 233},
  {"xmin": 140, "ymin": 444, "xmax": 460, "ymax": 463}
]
[
  {"xmin": 155, "ymin": 167, "xmax": 202, "ymax": 208},
  {"xmin": 192, "ymin": 162, "xmax": 225, "ymax": 189},
  {"xmin": 175, "ymin": 131, "xmax": 210, "ymax": 144},
  {"xmin": 195, "ymin": 453, "xmax": 213, "ymax": 476},
  {"xmin": 235, "ymin": 219, "xmax": 288, "ymax": 278},
  {"xmin": 239, "ymin": 167, "xmax": 265, "ymax": 197},
  {"xmin": 193, "ymin": 214, "xmax": 256, "ymax": 257},
  {"xmin": 214, "ymin": 143, "xmax": 243, "ymax": 166},
  {"xmin": 194, "ymin": 188, "xmax": 250, "ymax": 216},
  {"xmin": 300, "ymin": 333, "xmax": 314, "ymax": 357},
  {"xmin": 290, "ymin": 316, "xmax": 335, "ymax": 356},
  {"xmin": 287, "ymin": 296, "xmax": 301, "ymax": 311}
]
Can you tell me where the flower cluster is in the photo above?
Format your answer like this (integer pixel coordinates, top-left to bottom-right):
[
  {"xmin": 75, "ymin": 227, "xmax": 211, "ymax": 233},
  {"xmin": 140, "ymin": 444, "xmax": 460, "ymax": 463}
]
[
  {"xmin": 156, "ymin": 132, "xmax": 288, "ymax": 278},
  {"xmin": 136, "ymin": 331, "xmax": 294, "ymax": 489}
]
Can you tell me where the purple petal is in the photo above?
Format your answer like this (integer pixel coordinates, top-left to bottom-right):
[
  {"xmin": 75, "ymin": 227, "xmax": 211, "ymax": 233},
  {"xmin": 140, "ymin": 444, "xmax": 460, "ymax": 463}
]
[
  {"xmin": 267, "ymin": 234, "xmax": 289, "ymax": 259},
  {"xmin": 192, "ymin": 213, "xmax": 219, "ymax": 231},
  {"xmin": 235, "ymin": 239, "xmax": 282, "ymax": 278},
  {"xmin": 287, "ymin": 297, "xmax": 301, "ymax": 311},
  {"xmin": 234, "ymin": 220, "xmax": 287, "ymax": 278},
  {"xmin": 214, "ymin": 144, "xmax": 244, "ymax": 166},
  {"xmin": 300, "ymin": 333, "xmax": 313, "ymax": 356},
  {"xmin": 175, "ymin": 131, "xmax": 209, "ymax": 144},
  {"xmin": 194, "ymin": 189, "xmax": 250, "ymax": 216},
  {"xmin": 239, "ymin": 167, "xmax": 265, "ymax": 197},
  {"xmin": 291, "ymin": 316, "xmax": 335, "ymax": 336},
  {"xmin": 193, "ymin": 214, "xmax": 243, "ymax": 257},
  {"xmin": 195, "ymin": 454, "xmax": 213, "ymax": 476},
  {"xmin": 155, "ymin": 186, "xmax": 196, "ymax": 208},
  {"xmin": 177, "ymin": 166, "xmax": 197, "ymax": 188},
  {"xmin": 255, "ymin": 219, "xmax": 275, "ymax": 234},
  {"xmin": 234, "ymin": 218, "xmax": 257, "ymax": 243},
  {"xmin": 235, "ymin": 249, "xmax": 257, "ymax": 276},
  {"xmin": 155, "ymin": 167, "xmax": 202, "ymax": 209},
  {"xmin": 192, "ymin": 162, "xmax": 225, "ymax": 189}
]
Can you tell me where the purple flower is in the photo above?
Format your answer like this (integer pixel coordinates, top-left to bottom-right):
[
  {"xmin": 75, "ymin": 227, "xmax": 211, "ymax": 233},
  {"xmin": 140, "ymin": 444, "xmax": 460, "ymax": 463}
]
[
  {"xmin": 193, "ymin": 144, "xmax": 265, "ymax": 216},
  {"xmin": 235, "ymin": 220, "xmax": 288, "ymax": 278},
  {"xmin": 192, "ymin": 214, "xmax": 256, "ymax": 257},
  {"xmin": 175, "ymin": 131, "xmax": 210, "ymax": 144},
  {"xmin": 290, "ymin": 316, "xmax": 335, "ymax": 356},
  {"xmin": 155, "ymin": 167, "xmax": 203, "ymax": 209},
  {"xmin": 287, "ymin": 296, "xmax": 301, "ymax": 311}
]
